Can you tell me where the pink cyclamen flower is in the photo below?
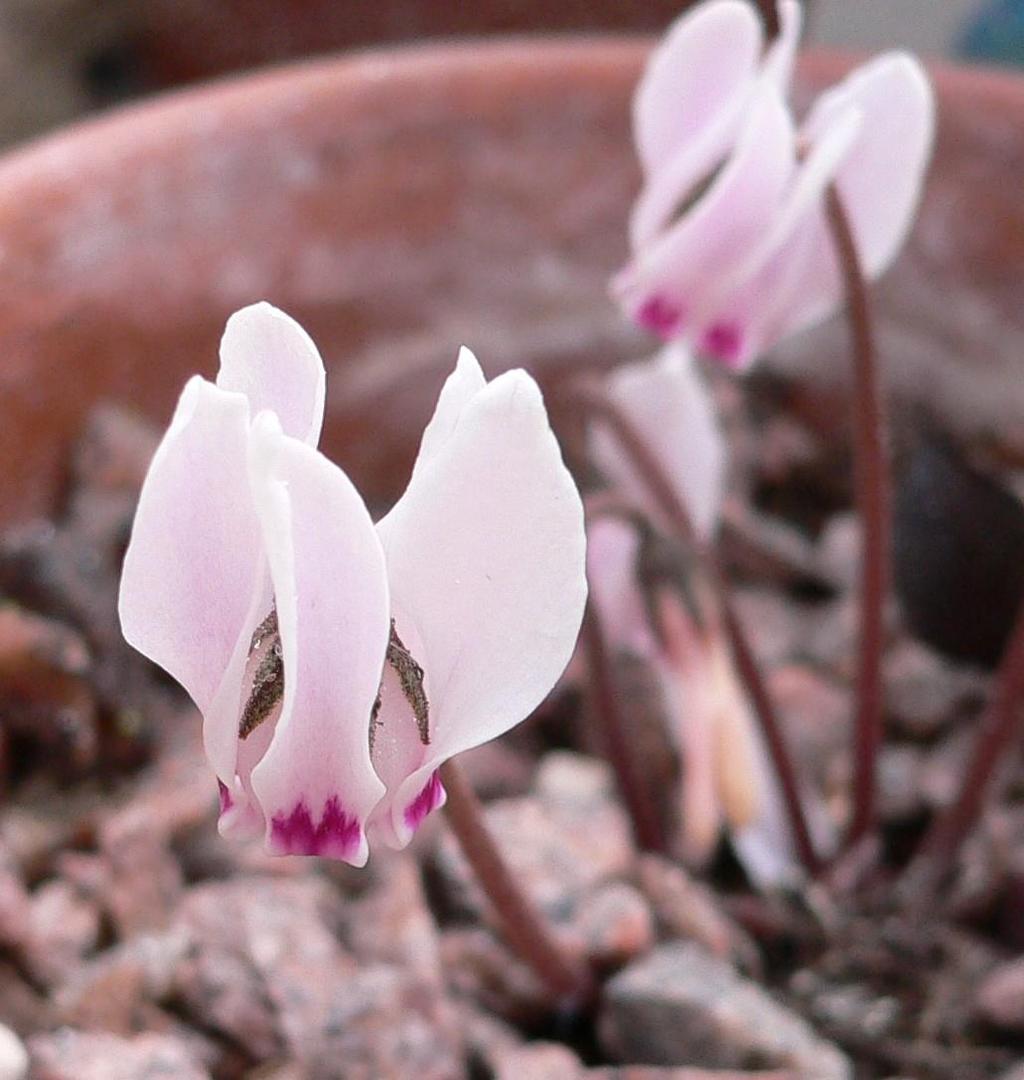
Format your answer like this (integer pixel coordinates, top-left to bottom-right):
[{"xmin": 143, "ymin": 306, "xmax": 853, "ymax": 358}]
[
  {"xmin": 119, "ymin": 303, "xmax": 587, "ymax": 864},
  {"xmin": 585, "ymin": 516, "xmax": 828, "ymax": 884},
  {"xmin": 615, "ymin": 0, "xmax": 935, "ymax": 369}
]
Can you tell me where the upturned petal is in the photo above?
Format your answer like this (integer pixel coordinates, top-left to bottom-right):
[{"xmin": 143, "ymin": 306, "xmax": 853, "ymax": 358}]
[
  {"xmin": 590, "ymin": 345, "xmax": 726, "ymax": 541},
  {"xmin": 802, "ymin": 53, "xmax": 935, "ymax": 280},
  {"xmin": 409, "ymin": 346, "xmax": 487, "ymax": 479},
  {"xmin": 217, "ymin": 302, "xmax": 326, "ymax": 446},
  {"xmin": 246, "ymin": 414, "xmax": 389, "ymax": 865},
  {"xmin": 690, "ymin": 103, "xmax": 863, "ymax": 367},
  {"xmin": 759, "ymin": 0, "xmax": 804, "ymax": 90},
  {"xmin": 699, "ymin": 55, "xmax": 933, "ymax": 365},
  {"xmin": 618, "ymin": 86, "xmax": 796, "ymax": 344},
  {"xmin": 119, "ymin": 376, "xmax": 263, "ymax": 727},
  {"xmin": 372, "ymin": 362, "xmax": 587, "ymax": 845},
  {"xmin": 630, "ymin": 0, "xmax": 802, "ymax": 250},
  {"xmin": 634, "ymin": 0, "xmax": 760, "ymax": 179}
]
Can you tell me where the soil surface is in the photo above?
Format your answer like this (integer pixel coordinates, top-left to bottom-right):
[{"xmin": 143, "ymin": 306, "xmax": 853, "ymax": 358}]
[{"xmin": 1, "ymin": 372, "xmax": 1023, "ymax": 1080}]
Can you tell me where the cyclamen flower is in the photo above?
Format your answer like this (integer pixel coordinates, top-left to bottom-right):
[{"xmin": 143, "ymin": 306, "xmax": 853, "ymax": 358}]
[
  {"xmin": 119, "ymin": 303, "xmax": 587, "ymax": 864},
  {"xmin": 616, "ymin": 0, "xmax": 935, "ymax": 369},
  {"xmin": 586, "ymin": 515, "xmax": 824, "ymax": 884}
]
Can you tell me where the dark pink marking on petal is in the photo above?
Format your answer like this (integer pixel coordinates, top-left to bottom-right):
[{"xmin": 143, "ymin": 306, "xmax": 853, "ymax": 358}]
[
  {"xmin": 701, "ymin": 322, "xmax": 745, "ymax": 368},
  {"xmin": 269, "ymin": 796, "xmax": 362, "ymax": 858},
  {"xmin": 217, "ymin": 780, "xmax": 233, "ymax": 814},
  {"xmin": 404, "ymin": 771, "xmax": 445, "ymax": 832},
  {"xmin": 636, "ymin": 295, "xmax": 684, "ymax": 340}
]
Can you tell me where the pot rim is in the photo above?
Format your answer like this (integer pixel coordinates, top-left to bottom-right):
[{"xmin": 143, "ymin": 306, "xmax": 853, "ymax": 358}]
[{"xmin": 0, "ymin": 34, "xmax": 1017, "ymax": 186}]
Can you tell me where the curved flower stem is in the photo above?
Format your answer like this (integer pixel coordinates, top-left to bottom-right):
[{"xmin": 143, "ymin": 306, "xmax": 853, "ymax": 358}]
[
  {"xmin": 580, "ymin": 601, "xmax": 668, "ymax": 854},
  {"xmin": 826, "ymin": 186, "xmax": 890, "ymax": 855},
  {"xmin": 753, "ymin": 0, "xmax": 781, "ymax": 40},
  {"xmin": 718, "ymin": 592, "xmax": 820, "ymax": 875},
  {"xmin": 573, "ymin": 386, "xmax": 820, "ymax": 875},
  {"xmin": 439, "ymin": 758, "xmax": 595, "ymax": 1006},
  {"xmin": 901, "ymin": 599, "xmax": 1024, "ymax": 897}
]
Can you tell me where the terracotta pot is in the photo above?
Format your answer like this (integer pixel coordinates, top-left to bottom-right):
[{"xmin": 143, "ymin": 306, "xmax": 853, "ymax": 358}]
[
  {"xmin": 0, "ymin": 38, "xmax": 1020, "ymax": 528},
  {"xmin": 134, "ymin": 0, "xmax": 691, "ymax": 86}
]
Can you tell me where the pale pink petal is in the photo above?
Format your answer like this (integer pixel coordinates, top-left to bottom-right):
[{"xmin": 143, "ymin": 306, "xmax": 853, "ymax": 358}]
[
  {"xmin": 803, "ymin": 53, "xmax": 935, "ymax": 278},
  {"xmin": 590, "ymin": 346, "xmax": 726, "ymax": 541},
  {"xmin": 731, "ymin": 728, "xmax": 836, "ymax": 889},
  {"xmin": 709, "ymin": 640, "xmax": 762, "ymax": 833},
  {"xmin": 365, "ymin": 614, "xmax": 446, "ymax": 850},
  {"xmin": 207, "ymin": 567, "xmax": 273, "ymax": 831},
  {"xmin": 375, "ymin": 369, "xmax": 587, "ymax": 843},
  {"xmin": 218, "ymin": 695, "xmax": 275, "ymax": 841},
  {"xmin": 246, "ymin": 413, "xmax": 389, "ymax": 865},
  {"xmin": 217, "ymin": 302, "xmax": 326, "ymax": 445},
  {"xmin": 119, "ymin": 376, "xmax": 262, "ymax": 723},
  {"xmin": 634, "ymin": 0, "xmax": 761, "ymax": 179},
  {"xmin": 656, "ymin": 590, "xmax": 722, "ymax": 866},
  {"xmin": 693, "ymin": 104, "xmax": 863, "ymax": 367},
  {"xmin": 731, "ymin": 730, "xmax": 802, "ymax": 888},
  {"xmin": 617, "ymin": 87, "xmax": 796, "ymax": 342},
  {"xmin": 700, "ymin": 56, "xmax": 933, "ymax": 367},
  {"xmin": 760, "ymin": 0, "xmax": 804, "ymax": 90},
  {"xmin": 409, "ymin": 346, "xmax": 486, "ymax": 480},
  {"xmin": 630, "ymin": 0, "xmax": 804, "ymax": 251},
  {"xmin": 585, "ymin": 517, "xmax": 657, "ymax": 661}
]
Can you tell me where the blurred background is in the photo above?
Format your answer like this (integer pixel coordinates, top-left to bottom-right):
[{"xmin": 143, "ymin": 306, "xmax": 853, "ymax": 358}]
[{"xmin": 0, "ymin": 0, "xmax": 1018, "ymax": 152}]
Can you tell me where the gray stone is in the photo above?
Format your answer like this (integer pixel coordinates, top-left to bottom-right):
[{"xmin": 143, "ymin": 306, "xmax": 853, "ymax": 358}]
[
  {"xmin": 281, "ymin": 963, "xmax": 463, "ymax": 1080},
  {"xmin": 29, "ymin": 1029, "xmax": 209, "ymax": 1080},
  {"xmin": 434, "ymin": 752, "xmax": 634, "ymax": 927},
  {"xmin": 496, "ymin": 1042, "xmax": 586, "ymax": 1079},
  {"xmin": 977, "ymin": 957, "xmax": 1024, "ymax": 1032},
  {"xmin": 600, "ymin": 943, "xmax": 851, "ymax": 1079}
]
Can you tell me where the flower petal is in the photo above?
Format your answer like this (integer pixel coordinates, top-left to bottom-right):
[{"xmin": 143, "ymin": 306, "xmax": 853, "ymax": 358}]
[
  {"xmin": 731, "ymin": 729, "xmax": 836, "ymax": 889},
  {"xmin": 618, "ymin": 86, "xmax": 796, "ymax": 342},
  {"xmin": 119, "ymin": 376, "xmax": 262, "ymax": 721},
  {"xmin": 375, "ymin": 368, "xmax": 587, "ymax": 841},
  {"xmin": 633, "ymin": 0, "xmax": 762, "ymax": 179},
  {"xmin": 803, "ymin": 53, "xmax": 935, "ymax": 278},
  {"xmin": 585, "ymin": 517, "xmax": 657, "ymax": 661},
  {"xmin": 760, "ymin": 0, "xmax": 804, "ymax": 90},
  {"xmin": 591, "ymin": 346, "xmax": 726, "ymax": 541},
  {"xmin": 247, "ymin": 413, "xmax": 389, "ymax": 864},
  {"xmin": 365, "ymin": 633, "xmax": 445, "ymax": 850},
  {"xmin": 409, "ymin": 346, "xmax": 486, "ymax": 480},
  {"xmin": 701, "ymin": 55, "xmax": 933, "ymax": 367},
  {"xmin": 217, "ymin": 302, "xmax": 326, "ymax": 446},
  {"xmin": 693, "ymin": 103, "xmax": 863, "ymax": 367},
  {"xmin": 655, "ymin": 589, "xmax": 723, "ymax": 866}
]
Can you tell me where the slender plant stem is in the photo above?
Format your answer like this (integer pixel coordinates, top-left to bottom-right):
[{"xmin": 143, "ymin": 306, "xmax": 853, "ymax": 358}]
[
  {"xmin": 439, "ymin": 759, "xmax": 594, "ymax": 1004},
  {"xmin": 902, "ymin": 598, "xmax": 1024, "ymax": 896},
  {"xmin": 719, "ymin": 593, "xmax": 820, "ymax": 873},
  {"xmin": 580, "ymin": 601, "xmax": 668, "ymax": 854},
  {"xmin": 826, "ymin": 186, "xmax": 890, "ymax": 854},
  {"xmin": 753, "ymin": 0, "xmax": 781, "ymax": 40},
  {"xmin": 573, "ymin": 385, "xmax": 820, "ymax": 874}
]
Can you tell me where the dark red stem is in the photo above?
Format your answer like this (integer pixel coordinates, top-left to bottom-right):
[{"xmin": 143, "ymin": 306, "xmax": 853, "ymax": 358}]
[
  {"xmin": 902, "ymin": 598, "xmax": 1024, "ymax": 895},
  {"xmin": 720, "ymin": 593, "xmax": 821, "ymax": 873},
  {"xmin": 574, "ymin": 386, "xmax": 820, "ymax": 874},
  {"xmin": 826, "ymin": 186, "xmax": 890, "ymax": 855},
  {"xmin": 580, "ymin": 601, "xmax": 668, "ymax": 854},
  {"xmin": 439, "ymin": 758, "xmax": 594, "ymax": 1005},
  {"xmin": 754, "ymin": 0, "xmax": 781, "ymax": 40}
]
